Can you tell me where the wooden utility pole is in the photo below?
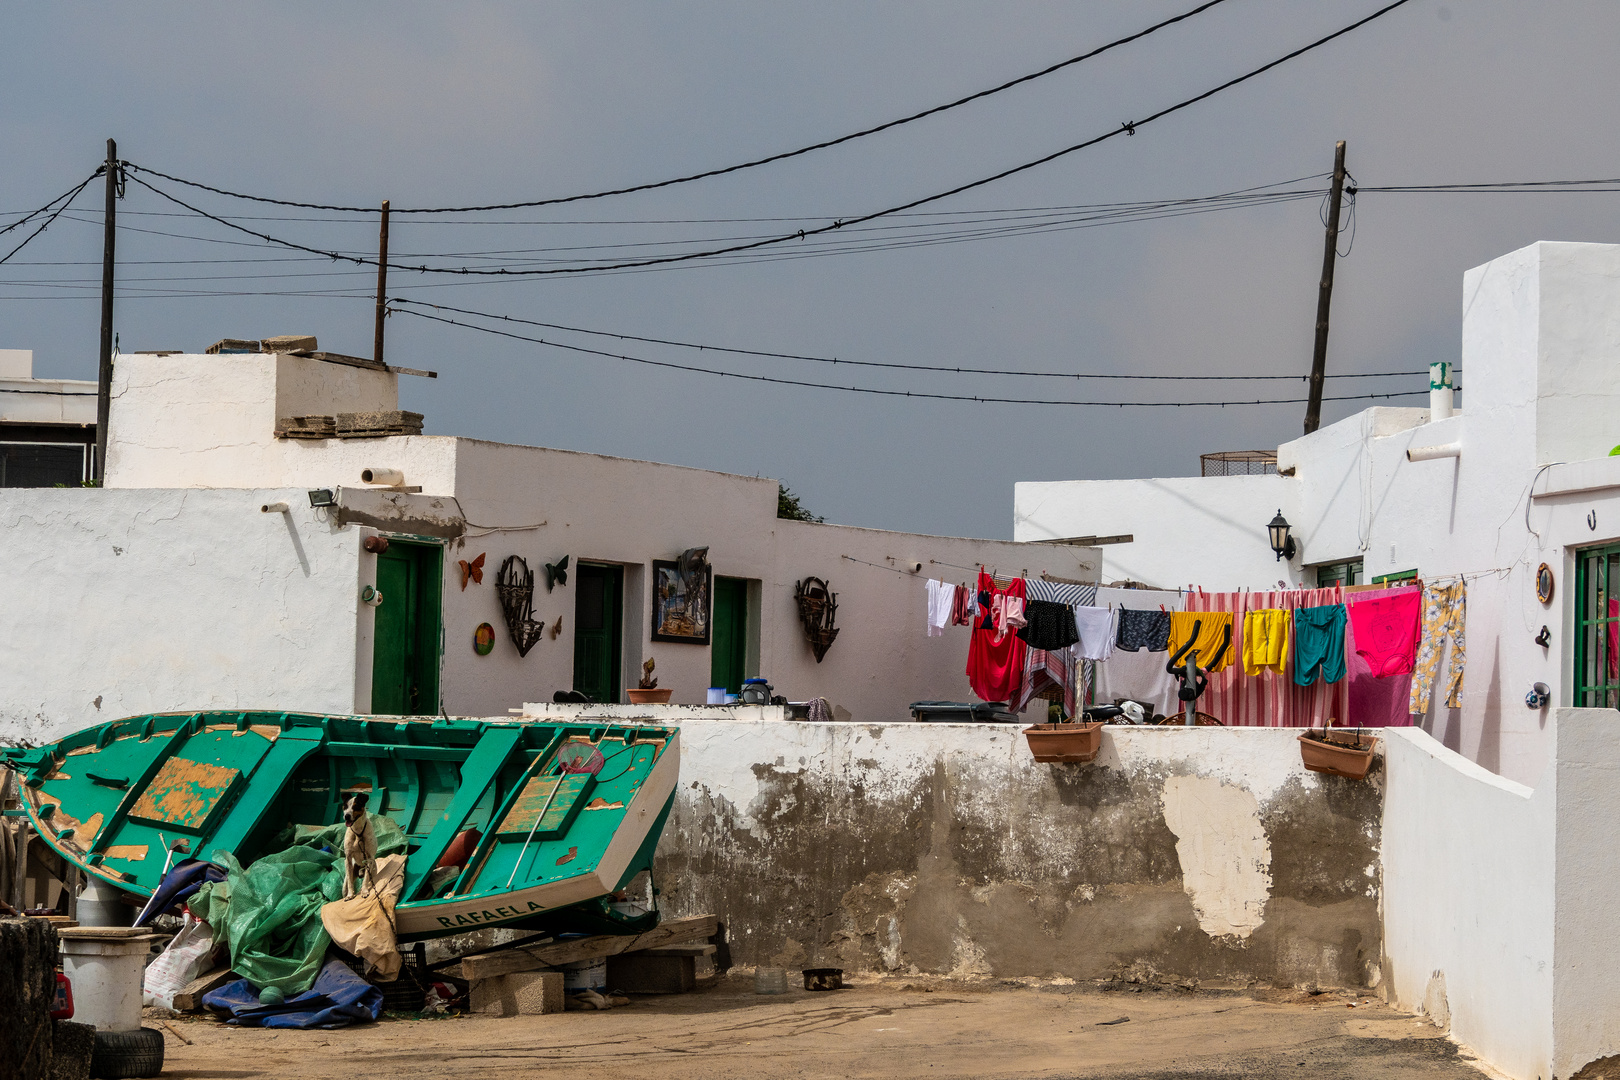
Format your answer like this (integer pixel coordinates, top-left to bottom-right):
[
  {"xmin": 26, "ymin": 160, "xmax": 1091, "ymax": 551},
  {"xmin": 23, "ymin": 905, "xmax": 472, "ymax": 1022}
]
[
  {"xmin": 1303, "ymin": 140, "xmax": 1348, "ymax": 436},
  {"xmin": 94, "ymin": 139, "xmax": 118, "ymax": 482},
  {"xmin": 373, "ymin": 200, "xmax": 390, "ymax": 365}
]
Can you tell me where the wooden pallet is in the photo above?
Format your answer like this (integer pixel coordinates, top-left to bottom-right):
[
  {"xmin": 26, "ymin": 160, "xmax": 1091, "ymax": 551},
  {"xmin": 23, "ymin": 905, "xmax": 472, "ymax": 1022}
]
[{"xmin": 459, "ymin": 914, "xmax": 718, "ymax": 982}]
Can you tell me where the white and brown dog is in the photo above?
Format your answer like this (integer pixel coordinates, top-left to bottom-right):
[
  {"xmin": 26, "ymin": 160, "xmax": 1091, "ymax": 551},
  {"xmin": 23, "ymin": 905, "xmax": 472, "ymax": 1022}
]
[{"xmin": 341, "ymin": 791, "xmax": 379, "ymax": 899}]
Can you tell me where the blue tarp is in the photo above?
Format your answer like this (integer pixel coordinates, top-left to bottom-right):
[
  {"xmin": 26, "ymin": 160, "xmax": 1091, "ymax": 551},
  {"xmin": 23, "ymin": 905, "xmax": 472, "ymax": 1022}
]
[
  {"xmin": 202, "ymin": 958, "xmax": 383, "ymax": 1029},
  {"xmin": 134, "ymin": 859, "xmax": 227, "ymax": 926}
]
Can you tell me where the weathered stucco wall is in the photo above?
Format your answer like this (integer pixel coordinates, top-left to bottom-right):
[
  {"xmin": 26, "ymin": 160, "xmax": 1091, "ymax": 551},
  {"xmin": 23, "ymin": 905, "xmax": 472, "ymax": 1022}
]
[{"xmin": 655, "ymin": 720, "xmax": 1381, "ymax": 988}]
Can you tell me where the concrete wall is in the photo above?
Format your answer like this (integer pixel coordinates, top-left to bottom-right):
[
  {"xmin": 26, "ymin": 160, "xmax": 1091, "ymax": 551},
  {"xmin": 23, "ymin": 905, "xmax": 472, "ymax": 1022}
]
[
  {"xmin": 1381, "ymin": 709, "xmax": 1620, "ymax": 1080},
  {"xmin": 1013, "ymin": 474, "xmax": 1286, "ymax": 589},
  {"xmin": 0, "ymin": 487, "xmax": 364, "ymax": 745},
  {"xmin": 655, "ymin": 719, "xmax": 1381, "ymax": 989},
  {"xmin": 0, "ymin": 347, "xmax": 96, "ymax": 426}
]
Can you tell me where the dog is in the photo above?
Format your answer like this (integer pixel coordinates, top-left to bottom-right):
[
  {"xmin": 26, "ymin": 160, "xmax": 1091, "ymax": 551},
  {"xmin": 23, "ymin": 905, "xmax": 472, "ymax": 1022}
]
[{"xmin": 341, "ymin": 791, "xmax": 379, "ymax": 899}]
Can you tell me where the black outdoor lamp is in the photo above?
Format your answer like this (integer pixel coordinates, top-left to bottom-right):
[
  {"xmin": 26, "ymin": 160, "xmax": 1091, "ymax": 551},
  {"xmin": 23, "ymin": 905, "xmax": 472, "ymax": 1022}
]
[{"xmin": 1267, "ymin": 510, "xmax": 1296, "ymax": 562}]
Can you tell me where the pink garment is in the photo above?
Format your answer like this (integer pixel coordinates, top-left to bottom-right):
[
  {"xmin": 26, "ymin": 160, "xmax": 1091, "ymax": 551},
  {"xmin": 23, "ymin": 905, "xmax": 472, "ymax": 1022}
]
[
  {"xmin": 1345, "ymin": 586, "xmax": 1421, "ymax": 728},
  {"xmin": 992, "ymin": 594, "xmax": 1027, "ymax": 644},
  {"xmin": 1347, "ymin": 589, "xmax": 1422, "ymax": 676},
  {"xmin": 1184, "ymin": 587, "xmax": 1349, "ymax": 728},
  {"xmin": 1609, "ymin": 598, "xmax": 1618, "ymax": 681}
]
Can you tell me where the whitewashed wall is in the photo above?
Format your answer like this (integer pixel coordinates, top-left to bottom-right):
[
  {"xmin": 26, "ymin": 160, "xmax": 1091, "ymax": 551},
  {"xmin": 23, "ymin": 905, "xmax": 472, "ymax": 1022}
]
[
  {"xmin": 1381, "ymin": 709, "xmax": 1620, "ymax": 1080},
  {"xmin": 0, "ymin": 488, "xmax": 364, "ymax": 745},
  {"xmin": 1013, "ymin": 473, "xmax": 1286, "ymax": 589}
]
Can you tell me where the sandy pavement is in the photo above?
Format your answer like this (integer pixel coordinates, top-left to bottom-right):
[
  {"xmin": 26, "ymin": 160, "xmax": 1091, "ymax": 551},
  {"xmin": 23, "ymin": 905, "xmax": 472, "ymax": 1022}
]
[{"xmin": 154, "ymin": 975, "xmax": 1492, "ymax": 1080}]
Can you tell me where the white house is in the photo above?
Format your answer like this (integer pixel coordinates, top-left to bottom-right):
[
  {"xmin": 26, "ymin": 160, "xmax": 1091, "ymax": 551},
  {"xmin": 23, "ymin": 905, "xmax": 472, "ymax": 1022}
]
[
  {"xmin": 1016, "ymin": 240, "xmax": 1620, "ymax": 787},
  {"xmin": 0, "ymin": 343, "xmax": 1097, "ymax": 746},
  {"xmin": 0, "ymin": 348, "xmax": 97, "ymax": 486}
]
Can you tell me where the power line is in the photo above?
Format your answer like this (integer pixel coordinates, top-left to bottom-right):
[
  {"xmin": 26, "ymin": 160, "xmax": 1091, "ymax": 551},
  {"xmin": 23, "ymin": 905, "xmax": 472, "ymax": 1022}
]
[
  {"xmin": 118, "ymin": 1, "xmax": 1233, "ymax": 216},
  {"xmin": 393, "ymin": 305, "xmax": 1443, "ymax": 408},
  {"xmin": 0, "ymin": 173, "xmax": 98, "ymax": 268},
  {"xmin": 118, "ymin": 1, "xmax": 1416, "ymax": 279},
  {"xmin": 389, "ymin": 298, "xmax": 1434, "ymax": 382}
]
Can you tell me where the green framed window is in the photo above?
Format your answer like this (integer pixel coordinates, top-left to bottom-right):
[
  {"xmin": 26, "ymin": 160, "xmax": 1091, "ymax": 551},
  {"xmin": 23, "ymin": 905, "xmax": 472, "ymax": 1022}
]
[
  {"xmin": 1373, "ymin": 568, "xmax": 1419, "ymax": 586},
  {"xmin": 1575, "ymin": 544, "xmax": 1620, "ymax": 708},
  {"xmin": 1315, "ymin": 559, "xmax": 1363, "ymax": 588}
]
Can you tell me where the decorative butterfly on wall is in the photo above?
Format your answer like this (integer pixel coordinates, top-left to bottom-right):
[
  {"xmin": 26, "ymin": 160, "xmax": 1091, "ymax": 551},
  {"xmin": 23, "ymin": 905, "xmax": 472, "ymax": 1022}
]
[
  {"xmin": 457, "ymin": 552, "xmax": 485, "ymax": 591},
  {"xmin": 544, "ymin": 555, "xmax": 569, "ymax": 592}
]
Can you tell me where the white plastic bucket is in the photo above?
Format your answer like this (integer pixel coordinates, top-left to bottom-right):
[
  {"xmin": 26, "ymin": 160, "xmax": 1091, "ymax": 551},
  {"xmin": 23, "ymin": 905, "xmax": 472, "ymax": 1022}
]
[
  {"xmin": 60, "ymin": 934, "xmax": 158, "ymax": 1031},
  {"xmin": 562, "ymin": 957, "xmax": 607, "ymax": 994}
]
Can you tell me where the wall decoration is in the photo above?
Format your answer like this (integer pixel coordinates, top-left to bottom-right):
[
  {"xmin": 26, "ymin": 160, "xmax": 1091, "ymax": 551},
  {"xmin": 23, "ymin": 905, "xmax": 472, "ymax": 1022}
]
[
  {"xmin": 494, "ymin": 555, "xmax": 546, "ymax": 657},
  {"xmin": 794, "ymin": 576, "xmax": 840, "ymax": 663},
  {"xmin": 544, "ymin": 555, "xmax": 570, "ymax": 592},
  {"xmin": 652, "ymin": 554, "xmax": 712, "ymax": 644},
  {"xmin": 458, "ymin": 552, "xmax": 486, "ymax": 591},
  {"xmin": 1536, "ymin": 563, "xmax": 1554, "ymax": 605},
  {"xmin": 473, "ymin": 623, "xmax": 496, "ymax": 656},
  {"xmin": 549, "ymin": 615, "xmax": 563, "ymax": 640}
]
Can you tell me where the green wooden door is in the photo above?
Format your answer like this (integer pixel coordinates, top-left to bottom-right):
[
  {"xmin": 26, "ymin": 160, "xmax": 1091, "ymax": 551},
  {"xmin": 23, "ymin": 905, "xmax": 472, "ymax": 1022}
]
[
  {"xmin": 371, "ymin": 540, "xmax": 443, "ymax": 715},
  {"xmin": 573, "ymin": 563, "xmax": 622, "ymax": 704},
  {"xmin": 711, "ymin": 576, "xmax": 748, "ymax": 694}
]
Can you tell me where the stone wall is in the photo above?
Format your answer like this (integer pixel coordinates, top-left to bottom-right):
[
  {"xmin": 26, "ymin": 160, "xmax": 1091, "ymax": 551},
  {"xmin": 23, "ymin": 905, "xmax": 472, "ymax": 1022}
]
[
  {"xmin": 1, "ymin": 916, "xmax": 57, "ymax": 1080},
  {"xmin": 655, "ymin": 720, "xmax": 1381, "ymax": 988}
]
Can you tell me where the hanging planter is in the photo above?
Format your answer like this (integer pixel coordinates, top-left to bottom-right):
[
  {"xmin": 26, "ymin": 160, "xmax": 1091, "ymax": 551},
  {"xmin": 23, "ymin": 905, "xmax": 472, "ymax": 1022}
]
[
  {"xmin": 1023, "ymin": 721, "xmax": 1104, "ymax": 763},
  {"xmin": 1298, "ymin": 727, "xmax": 1378, "ymax": 780}
]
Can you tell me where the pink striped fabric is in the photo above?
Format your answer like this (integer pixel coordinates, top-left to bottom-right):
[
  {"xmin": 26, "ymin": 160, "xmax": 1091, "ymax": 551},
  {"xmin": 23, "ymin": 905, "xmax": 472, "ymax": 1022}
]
[{"xmin": 1183, "ymin": 587, "xmax": 1349, "ymax": 728}]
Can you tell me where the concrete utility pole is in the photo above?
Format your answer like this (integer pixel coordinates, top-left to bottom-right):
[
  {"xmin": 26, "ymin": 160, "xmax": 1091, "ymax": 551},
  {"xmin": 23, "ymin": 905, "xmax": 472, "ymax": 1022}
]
[
  {"xmin": 94, "ymin": 139, "xmax": 119, "ymax": 482},
  {"xmin": 1303, "ymin": 140, "xmax": 1348, "ymax": 436},
  {"xmin": 373, "ymin": 200, "xmax": 390, "ymax": 366}
]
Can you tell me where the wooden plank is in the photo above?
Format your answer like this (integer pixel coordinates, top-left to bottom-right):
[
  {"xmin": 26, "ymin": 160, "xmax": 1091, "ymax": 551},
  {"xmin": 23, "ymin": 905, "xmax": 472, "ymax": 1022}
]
[
  {"xmin": 642, "ymin": 943, "xmax": 716, "ymax": 957},
  {"xmin": 172, "ymin": 968, "xmax": 236, "ymax": 1012},
  {"xmin": 460, "ymin": 914, "xmax": 718, "ymax": 981}
]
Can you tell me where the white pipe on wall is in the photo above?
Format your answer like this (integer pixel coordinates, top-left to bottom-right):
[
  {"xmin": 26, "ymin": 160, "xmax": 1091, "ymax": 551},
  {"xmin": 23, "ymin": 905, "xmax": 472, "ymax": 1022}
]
[{"xmin": 1407, "ymin": 441, "xmax": 1463, "ymax": 463}]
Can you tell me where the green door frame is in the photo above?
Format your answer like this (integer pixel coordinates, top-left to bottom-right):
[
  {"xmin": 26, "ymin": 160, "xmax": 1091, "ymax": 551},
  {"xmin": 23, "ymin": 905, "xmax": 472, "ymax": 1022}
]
[
  {"xmin": 573, "ymin": 563, "xmax": 623, "ymax": 705},
  {"xmin": 711, "ymin": 576, "xmax": 749, "ymax": 695},
  {"xmin": 370, "ymin": 538, "xmax": 444, "ymax": 716},
  {"xmin": 1573, "ymin": 543, "xmax": 1620, "ymax": 709}
]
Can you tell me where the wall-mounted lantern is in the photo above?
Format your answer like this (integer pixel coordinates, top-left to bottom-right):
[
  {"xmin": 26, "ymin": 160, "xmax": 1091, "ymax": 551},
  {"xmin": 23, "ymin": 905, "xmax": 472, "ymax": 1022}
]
[{"xmin": 1267, "ymin": 510, "xmax": 1296, "ymax": 562}]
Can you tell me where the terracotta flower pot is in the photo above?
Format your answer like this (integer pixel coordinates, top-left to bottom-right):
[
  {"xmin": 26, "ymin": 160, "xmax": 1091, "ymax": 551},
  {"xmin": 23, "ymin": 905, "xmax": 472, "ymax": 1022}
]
[
  {"xmin": 1298, "ymin": 731, "xmax": 1377, "ymax": 780},
  {"xmin": 625, "ymin": 688, "xmax": 673, "ymax": 705},
  {"xmin": 1023, "ymin": 721, "xmax": 1104, "ymax": 763}
]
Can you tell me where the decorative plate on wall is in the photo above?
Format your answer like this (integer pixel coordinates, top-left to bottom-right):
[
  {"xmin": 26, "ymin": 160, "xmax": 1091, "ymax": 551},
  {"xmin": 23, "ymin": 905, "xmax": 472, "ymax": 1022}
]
[
  {"xmin": 473, "ymin": 622, "xmax": 496, "ymax": 656},
  {"xmin": 1536, "ymin": 563, "xmax": 1554, "ymax": 605}
]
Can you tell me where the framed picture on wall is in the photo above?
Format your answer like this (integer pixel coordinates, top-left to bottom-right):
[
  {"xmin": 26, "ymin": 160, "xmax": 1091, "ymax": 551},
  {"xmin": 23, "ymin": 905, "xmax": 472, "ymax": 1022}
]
[{"xmin": 652, "ymin": 559, "xmax": 712, "ymax": 644}]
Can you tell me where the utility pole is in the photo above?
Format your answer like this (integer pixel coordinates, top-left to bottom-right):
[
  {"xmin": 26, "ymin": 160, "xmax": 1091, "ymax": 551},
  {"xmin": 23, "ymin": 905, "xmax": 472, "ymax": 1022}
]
[
  {"xmin": 1303, "ymin": 140, "xmax": 1348, "ymax": 436},
  {"xmin": 373, "ymin": 200, "xmax": 390, "ymax": 365},
  {"xmin": 94, "ymin": 139, "xmax": 119, "ymax": 482}
]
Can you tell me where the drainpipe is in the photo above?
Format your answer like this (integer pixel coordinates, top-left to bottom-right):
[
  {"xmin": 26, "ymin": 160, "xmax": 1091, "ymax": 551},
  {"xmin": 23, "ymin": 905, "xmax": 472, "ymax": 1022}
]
[
  {"xmin": 1429, "ymin": 361, "xmax": 1454, "ymax": 420},
  {"xmin": 1407, "ymin": 441, "xmax": 1462, "ymax": 463}
]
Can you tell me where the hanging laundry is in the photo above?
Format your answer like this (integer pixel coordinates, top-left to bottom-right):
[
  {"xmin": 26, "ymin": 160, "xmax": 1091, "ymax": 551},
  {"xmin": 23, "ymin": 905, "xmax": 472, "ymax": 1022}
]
[
  {"xmin": 1609, "ymin": 597, "xmax": 1619, "ymax": 681},
  {"xmin": 1410, "ymin": 580, "xmax": 1466, "ymax": 713},
  {"xmin": 925, "ymin": 579, "xmax": 953, "ymax": 638},
  {"xmin": 950, "ymin": 584, "xmax": 973, "ymax": 627},
  {"xmin": 1294, "ymin": 604, "xmax": 1348, "ymax": 686},
  {"xmin": 1167, "ymin": 611, "xmax": 1235, "ymax": 672},
  {"xmin": 1093, "ymin": 645, "xmax": 1178, "ymax": 718},
  {"xmin": 1346, "ymin": 590, "xmax": 1422, "ymax": 677},
  {"xmin": 1185, "ymin": 587, "xmax": 1346, "ymax": 728},
  {"xmin": 1073, "ymin": 606, "xmax": 1117, "ymax": 661},
  {"xmin": 1025, "ymin": 578, "xmax": 1090, "ymax": 606},
  {"xmin": 1116, "ymin": 608, "xmax": 1171, "ymax": 652},
  {"xmin": 991, "ymin": 593, "xmax": 1027, "ymax": 644},
  {"xmin": 1013, "ymin": 645, "xmax": 1077, "ymax": 717},
  {"xmin": 967, "ymin": 571, "xmax": 1027, "ymax": 703},
  {"xmin": 1241, "ymin": 609, "xmax": 1292, "ymax": 677},
  {"xmin": 1017, "ymin": 599, "xmax": 1079, "ymax": 651},
  {"xmin": 1345, "ymin": 585, "xmax": 1420, "ymax": 728}
]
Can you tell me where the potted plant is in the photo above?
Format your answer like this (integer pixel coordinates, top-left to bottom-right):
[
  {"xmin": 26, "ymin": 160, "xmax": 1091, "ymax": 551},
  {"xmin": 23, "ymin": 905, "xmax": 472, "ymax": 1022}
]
[
  {"xmin": 1298, "ymin": 720, "xmax": 1377, "ymax": 780},
  {"xmin": 626, "ymin": 658, "xmax": 673, "ymax": 705},
  {"xmin": 1023, "ymin": 717, "xmax": 1105, "ymax": 763}
]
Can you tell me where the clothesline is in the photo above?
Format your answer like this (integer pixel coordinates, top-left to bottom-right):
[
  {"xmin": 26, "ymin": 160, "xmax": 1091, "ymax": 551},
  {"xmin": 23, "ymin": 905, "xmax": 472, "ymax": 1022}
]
[{"xmin": 839, "ymin": 553, "xmax": 917, "ymax": 576}]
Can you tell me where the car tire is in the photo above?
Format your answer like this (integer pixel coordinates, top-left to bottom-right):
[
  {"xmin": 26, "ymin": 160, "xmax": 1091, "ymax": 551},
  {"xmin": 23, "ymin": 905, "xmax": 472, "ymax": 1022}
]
[{"xmin": 90, "ymin": 1027, "xmax": 165, "ymax": 1079}]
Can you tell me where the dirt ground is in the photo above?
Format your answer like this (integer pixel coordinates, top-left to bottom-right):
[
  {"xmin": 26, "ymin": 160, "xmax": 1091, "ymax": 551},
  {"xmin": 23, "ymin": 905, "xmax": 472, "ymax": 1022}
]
[{"xmin": 154, "ymin": 975, "xmax": 1496, "ymax": 1080}]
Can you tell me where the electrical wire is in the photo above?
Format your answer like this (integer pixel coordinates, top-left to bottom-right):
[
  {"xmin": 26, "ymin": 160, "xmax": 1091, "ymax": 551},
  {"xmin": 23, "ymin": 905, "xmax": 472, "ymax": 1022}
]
[
  {"xmin": 117, "ymin": 0, "xmax": 1234, "ymax": 215},
  {"xmin": 389, "ymin": 298, "xmax": 1434, "ymax": 382},
  {"xmin": 115, "ymin": 1, "xmax": 1416, "ymax": 279},
  {"xmin": 394, "ymin": 304, "xmax": 1441, "ymax": 408},
  {"xmin": 0, "ymin": 173, "xmax": 98, "ymax": 268}
]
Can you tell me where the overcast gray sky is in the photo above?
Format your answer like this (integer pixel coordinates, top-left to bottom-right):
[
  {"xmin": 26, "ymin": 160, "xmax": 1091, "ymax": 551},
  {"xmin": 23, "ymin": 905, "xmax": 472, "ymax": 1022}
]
[{"xmin": 5, "ymin": 2, "xmax": 1619, "ymax": 538}]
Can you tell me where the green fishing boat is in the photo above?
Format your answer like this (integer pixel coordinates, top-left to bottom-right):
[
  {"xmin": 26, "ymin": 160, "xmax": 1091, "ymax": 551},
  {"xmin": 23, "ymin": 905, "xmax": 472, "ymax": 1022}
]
[{"xmin": 0, "ymin": 711, "xmax": 679, "ymax": 940}]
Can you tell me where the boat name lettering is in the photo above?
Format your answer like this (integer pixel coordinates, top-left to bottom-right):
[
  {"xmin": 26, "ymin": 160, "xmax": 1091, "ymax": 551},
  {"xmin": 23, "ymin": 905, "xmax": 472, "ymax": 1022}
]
[{"xmin": 437, "ymin": 899, "xmax": 549, "ymax": 928}]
